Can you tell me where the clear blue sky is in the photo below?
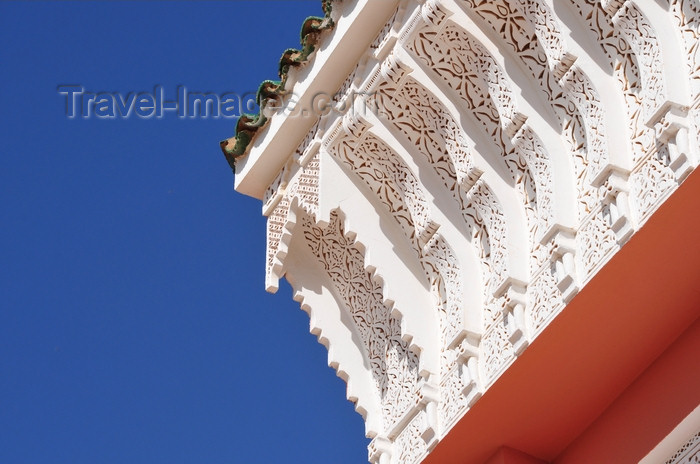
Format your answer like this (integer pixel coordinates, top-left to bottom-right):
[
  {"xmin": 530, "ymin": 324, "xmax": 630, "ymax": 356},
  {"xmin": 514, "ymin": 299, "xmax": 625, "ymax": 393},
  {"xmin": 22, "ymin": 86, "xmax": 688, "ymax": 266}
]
[{"xmin": 0, "ymin": 2, "xmax": 368, "ymax": 463}]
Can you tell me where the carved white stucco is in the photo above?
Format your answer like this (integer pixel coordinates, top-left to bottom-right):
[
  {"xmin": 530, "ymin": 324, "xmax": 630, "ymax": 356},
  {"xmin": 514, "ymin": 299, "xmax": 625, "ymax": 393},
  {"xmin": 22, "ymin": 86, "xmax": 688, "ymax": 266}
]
[{"xmin": 231, "ymin": 1, "xmax": 700, "ymax": 462}]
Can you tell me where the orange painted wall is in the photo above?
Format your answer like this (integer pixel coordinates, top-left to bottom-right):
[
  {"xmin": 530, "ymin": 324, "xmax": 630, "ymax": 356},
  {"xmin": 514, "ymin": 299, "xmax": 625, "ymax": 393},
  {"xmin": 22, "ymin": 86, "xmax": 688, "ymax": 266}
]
[
  {"xmin": 424, "ymin": 171, "xmax": 700, "ymax": 464},
  {"xmin": 485, "ymin": 447, "xmax": 547, "ymax": 464},
  {"xmin": 556, "ymin": 318, "xmax": 700, "ymax": 464}
]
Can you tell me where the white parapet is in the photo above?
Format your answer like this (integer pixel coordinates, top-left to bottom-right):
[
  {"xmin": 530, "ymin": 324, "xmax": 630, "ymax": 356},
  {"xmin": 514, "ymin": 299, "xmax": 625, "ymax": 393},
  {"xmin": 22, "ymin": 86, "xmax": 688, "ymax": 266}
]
[{"xmin": 224, "ymin": 0, "xmax": 700, "ymax": 462}]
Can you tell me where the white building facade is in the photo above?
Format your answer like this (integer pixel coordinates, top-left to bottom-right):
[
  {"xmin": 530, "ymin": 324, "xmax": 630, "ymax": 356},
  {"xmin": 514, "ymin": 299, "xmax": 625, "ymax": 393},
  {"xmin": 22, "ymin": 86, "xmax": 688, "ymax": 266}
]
[{"xmin": 222, "ymin": 1, "xmax": 700, "ymax": 462}]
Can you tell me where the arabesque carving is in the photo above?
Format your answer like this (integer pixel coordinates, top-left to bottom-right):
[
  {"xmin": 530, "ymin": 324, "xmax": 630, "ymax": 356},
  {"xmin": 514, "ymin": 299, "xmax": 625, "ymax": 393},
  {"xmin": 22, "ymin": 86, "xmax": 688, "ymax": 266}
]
[{"xmin": 231, "ymin": 1, "xmax": 700, "ymax": 462}]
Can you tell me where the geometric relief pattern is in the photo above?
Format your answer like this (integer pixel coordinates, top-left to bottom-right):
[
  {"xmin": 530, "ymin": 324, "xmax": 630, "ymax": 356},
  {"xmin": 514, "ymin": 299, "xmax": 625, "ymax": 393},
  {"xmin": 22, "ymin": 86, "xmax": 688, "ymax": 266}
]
[
  {"xmin": 331, "ymin": 124, "xmax": 466, "ymax": 354},
  {"xmin": 462, "ymin": 0, "xmax": 609, "ymax": 214},
  {"xmin": 670, "ymin": 0, "xmax": 700, "ymax": 96},
  {"xmin": 264, "ymin": 152, "xmax": 320, "ymax": 289},
  {"xmin": 665, "ymin": 431, "xmax": 700, "ymax": 464},
  {"xmin": 528, "ymin": 263, "xmax": 565, "ymax": 337},
  {"xmin": 266, "ymin": 194, "xmax": 290, "ymax": 285},
  {"xmin": 408, "ymin": 20, "xmax": 553, "ymax": 241},
  {"xmin": 374, "ymin": 75, "xmax": 476, "ymax": 204},
  {"xmin": 438, "ymin": 366, "xmax": 470, "ymax": 431},
  {"xmin": 465, "ymin": 180, "xmax": 510, "ymax": 297},
  {"xmin": 481, "ymin": 318, "xmax": 514, "ymax": 386},
  {"xmin": 301, "ymin": 212, "xmax": 421, "ymax": 434},
  {"xmin": 630, "ymin": 145, "xmax": 678, "ymax": 222},
  {"xmin": 392, "ymin": 409, "xmax": 428, "ymax": 464},
  {"xmin": 568, "ymin": 0, "xmax": 660, "ymax": 162},
  {"xmin": 332, "ymin": 126, "xmax": 431, "ymax": 247},
  {"xmin": 238, "ymin": 1, "xmax": 700, "ymax": 462},
  {"xmin": 577, "ymin": 205, "xmax": 618, "ymax": 277},
  {"xmin": 609, "ymin": 2, "xmax": 667, "ymax": 119},
  {"xmin": 374, "ymin": 76, "xmax": 511, "ymax": 296}
]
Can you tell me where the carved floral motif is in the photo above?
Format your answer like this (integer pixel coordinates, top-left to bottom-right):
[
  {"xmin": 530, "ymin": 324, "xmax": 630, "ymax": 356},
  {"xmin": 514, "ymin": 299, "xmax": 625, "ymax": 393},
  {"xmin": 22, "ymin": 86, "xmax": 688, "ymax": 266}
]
[
  {"xmin": 577, "ymin": 206, "xmax": 618, "ymax": 277},
  {"xmin": 669, "ymin": 0, "xmax": 700, "ymax": 96},
  {"xmin": 392, "ymin": 409, "xmax": 429, "ymax": 464},
  {"xmin": 528, "ymin": 264, "xmax": 564, "ymax": 336},
  {"xmin": 462, "ymin": 0, "xmax": 609, "ymax": 214},
  {"xmin": 408, "ymin": 21, "xmax": 553, "ymax": 241},
  {"xmin": 480, "ymin": 314, "xmax": 514, "ymax": 385},
  {"xmin": 438, "ymin": 366, "xmax": 469, "ymax": 430},
  {"xmin": 331, "ymin": 126, "xmax": 467, "ymax": 355},
  {"xmin": 630, "ymin": 145, "xmax": 678, "ymax": 222},
  {"xmin": 567, "ymin": 0, "xmax": 658, "ymax": 162},
  {"xmin": 374, "ymin": 76, "xmax": 511, "ymax": 297},
  {"xmin": 247, "ymin": 1, "xmax": 700, "ymax": 462},
  {"xmin": 664, "ymin": 431, "xmax": 700, "ymax": 464},
  {"xmin": 302, "ymin": 212, "xmax": 421, "ymax": 433}
]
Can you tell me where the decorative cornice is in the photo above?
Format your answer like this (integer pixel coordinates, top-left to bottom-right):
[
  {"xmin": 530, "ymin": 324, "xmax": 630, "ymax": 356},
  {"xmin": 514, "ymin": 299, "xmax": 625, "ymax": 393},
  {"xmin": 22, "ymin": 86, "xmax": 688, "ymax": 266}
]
[
  {"xmin": 219, "ymin": 0, "xmax": 337, "ymax": 171},
  {"xmin": 227, "ymin": 1, "xmax": 700, "ymax": 462}
]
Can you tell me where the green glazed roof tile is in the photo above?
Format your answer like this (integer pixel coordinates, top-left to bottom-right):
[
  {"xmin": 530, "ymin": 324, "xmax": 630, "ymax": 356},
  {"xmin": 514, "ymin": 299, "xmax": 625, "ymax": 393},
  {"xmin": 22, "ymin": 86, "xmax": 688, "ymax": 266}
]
[{"xmin": 220, "ymin": 0, "xmax": 337, "ymax": 173}]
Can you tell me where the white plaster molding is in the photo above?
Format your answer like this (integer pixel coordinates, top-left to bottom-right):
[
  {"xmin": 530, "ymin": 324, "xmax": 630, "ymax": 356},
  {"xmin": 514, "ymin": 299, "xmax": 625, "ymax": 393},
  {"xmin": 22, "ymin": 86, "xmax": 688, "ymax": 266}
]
[
  {"xmin": 639, "ymin": 405, "xmax": 700, "ymax": 464},
  {"xmin": 234, "ymin": 0, "xmax": 401, "ymax": 199},
  {"xmin": 230, "ymin": 1, "xmax": 700, "ymax": 461},
  {"xmin": 285, "ymin": 237, "xmax": 385, "ymax": 437}
]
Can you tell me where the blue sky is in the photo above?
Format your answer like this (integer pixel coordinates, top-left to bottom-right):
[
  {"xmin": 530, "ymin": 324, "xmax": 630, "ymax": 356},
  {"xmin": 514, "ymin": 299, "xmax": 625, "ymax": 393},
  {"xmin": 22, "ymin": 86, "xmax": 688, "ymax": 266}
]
[{"xmin": 0, "ymin": 2, "xmax": 368, "ymax": 463}]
